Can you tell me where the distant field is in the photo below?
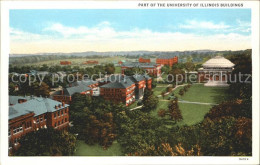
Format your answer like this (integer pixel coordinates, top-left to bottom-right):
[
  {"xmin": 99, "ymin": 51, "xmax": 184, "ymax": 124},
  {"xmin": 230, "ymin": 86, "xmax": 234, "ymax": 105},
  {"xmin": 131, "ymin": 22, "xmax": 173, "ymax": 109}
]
[
  {"xmin": 21, "ymin": 57, "xmax": 137, "ymax": 67},
  {"xmin": 74, "ymin": 140, "xmax": 123, "ymax": 156}
]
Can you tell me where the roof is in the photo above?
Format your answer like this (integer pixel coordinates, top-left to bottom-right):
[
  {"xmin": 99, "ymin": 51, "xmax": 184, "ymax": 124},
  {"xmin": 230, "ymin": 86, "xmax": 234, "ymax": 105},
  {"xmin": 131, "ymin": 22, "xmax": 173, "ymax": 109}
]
[
  {"xmin": 122, "ymin": 62, "xmax": 157, "ymax": 68},
  {"xmin": 63, "ymin": 84, "xmax": 91, "ymax": 96},
  {"xmin": 203, "ymin": 56, "xmax": 235, "ymax": 68},
  {"xmin": 100, "ymin": 76, "xmax": 135, "ymax": 89},
  {"xmin": 9, "ymin": 96, "xmax": 32, "ymax": 105},
  {"xmin": 9, "ymin": 97, "xmax": 69, "ymax": 120},
  {"xmin": 157, "ymin": 55, "xmax": 177, "ymax": 59},
  {"xmin": 71, "ymin": 80, "xmax": 97, "ymax": 87},
  {"xmin": 127, "ymin": 75, "xmax": 146, "ymax": 83}
]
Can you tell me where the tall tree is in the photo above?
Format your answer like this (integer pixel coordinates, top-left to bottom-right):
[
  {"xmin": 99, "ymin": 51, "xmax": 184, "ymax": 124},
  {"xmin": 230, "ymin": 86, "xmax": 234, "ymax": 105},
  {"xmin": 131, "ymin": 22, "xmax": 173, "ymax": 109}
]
[
  {"xmin": 142, "ymin": 88, "xmax": 159, "ymax": 112},
  {"xmin": 14, "ymin": 128, "xmax": 76, "ymax": 156}
]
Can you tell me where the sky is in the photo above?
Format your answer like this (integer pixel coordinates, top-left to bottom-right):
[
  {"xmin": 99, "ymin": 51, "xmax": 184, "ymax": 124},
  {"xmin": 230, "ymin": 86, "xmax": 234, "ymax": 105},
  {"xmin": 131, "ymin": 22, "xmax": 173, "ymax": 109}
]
[{"xmin": 10, "ymin": 9, "xmax": 251, "ymax": 54}]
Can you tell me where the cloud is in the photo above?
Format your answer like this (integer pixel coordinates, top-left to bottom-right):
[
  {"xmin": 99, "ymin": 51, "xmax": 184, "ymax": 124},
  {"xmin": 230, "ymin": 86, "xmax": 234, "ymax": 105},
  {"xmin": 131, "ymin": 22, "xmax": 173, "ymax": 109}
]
[
  {"xmin": 178, "ymin": 20, "xmax": 230, "ymax": 30},
  {"xmin": 10, "ymin": 22, "xmax": 251, "ymax": 54}
]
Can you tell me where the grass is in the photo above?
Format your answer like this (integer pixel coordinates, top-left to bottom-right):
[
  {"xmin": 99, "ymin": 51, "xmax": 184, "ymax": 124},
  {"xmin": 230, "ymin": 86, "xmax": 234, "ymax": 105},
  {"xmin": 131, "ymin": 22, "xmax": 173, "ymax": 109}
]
[
  {"xmin": 177, "ymin": 103, "xmax": 213, "ymax": 126},
  {"xmin": 115, "ymin": 66, "xmax": 121, "ymax": 74},
  {"xmin": 178, "ymin": 84, "xmax": 228, "ymax": 104},
  {"xmin": 74, "ymin": 140, "xmax": 123, "ymax": 156},
  {"xmin": 153, "ymin": 83, "xmax": 170, "ymax": 96},
  {"xmin": 150, "ymin": 83, "xmax": 229, "ymax": 127},
  {"xmin": 21, "ymin": 57, "xmax": 136, "ymax": 67}
]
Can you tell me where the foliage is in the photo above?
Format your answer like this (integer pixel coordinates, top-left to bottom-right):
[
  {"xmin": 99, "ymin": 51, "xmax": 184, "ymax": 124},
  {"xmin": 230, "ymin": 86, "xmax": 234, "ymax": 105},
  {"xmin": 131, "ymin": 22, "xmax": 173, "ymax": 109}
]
[
  {"xmin": 14, "ymin": 128, "xmax": 76, "ymax": 156},
  {"xmin": 142, "ymin": 88, "xmax": 159, "ymax": 112},
  {"xmin": 69, "ymin": 94, "xmax": 126, "ymax": 148},
  {"xmin": 123, "ymin": 67, "xmax": 145, "ymax": 76}
]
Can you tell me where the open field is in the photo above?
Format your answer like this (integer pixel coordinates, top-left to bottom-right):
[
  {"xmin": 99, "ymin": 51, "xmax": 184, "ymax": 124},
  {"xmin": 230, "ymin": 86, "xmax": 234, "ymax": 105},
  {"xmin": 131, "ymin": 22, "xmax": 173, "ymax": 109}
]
[
  {"xmin": 74, "ymin": 140, "xmax": 123, "ymax": 156},
  {"xmin": 20, "ymin": 57, "xmax": 137, "ymax": 67},
  {"xmin": 150, "ymin": 84, "xmax": 229, "ymax": 127}
]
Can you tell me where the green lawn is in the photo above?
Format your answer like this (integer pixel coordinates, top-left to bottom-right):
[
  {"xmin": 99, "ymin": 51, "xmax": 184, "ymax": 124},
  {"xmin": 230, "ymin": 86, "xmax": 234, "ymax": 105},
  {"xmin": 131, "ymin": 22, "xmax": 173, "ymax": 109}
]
[
  {"xmin": 115, "ymin": 66, "xmax": 121, "ymax": 74},
  {"xmin": 150, "ymin": 84, "xmax": 229, "ymax": 127},
  {"xmin": 153, "ymin": 83, "xmax": 170, "ymax": 96},
  {"xmin": 74, "ymin": 140, "xmax": 123, "ymax": 156},
  {"xmin": 178, "ymin": 84, "xmax": 229, "ymax": 104}
]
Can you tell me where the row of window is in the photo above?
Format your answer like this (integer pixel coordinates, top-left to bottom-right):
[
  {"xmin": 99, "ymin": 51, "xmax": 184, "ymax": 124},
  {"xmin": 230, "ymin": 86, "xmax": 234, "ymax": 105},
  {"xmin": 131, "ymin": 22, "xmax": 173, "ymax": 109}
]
[
  {"xmin": 10, "ymin": 125, "xmax": 23, "ymax": 135},
  {"xmin": 103, "ymin": 88, "xmax": 121, "ymax": 92},
  {"xmin": 24, "ymin": 121, "xmax": 32, "ymax": 129},
  {"xmin": 53, "ymin": 108, "xmax": 67, "ymax": 118},
  {"xmin": 54, "ymin": 118, "xmax": 68, "ymax": 127},
  {"xmin": 36, "ymin": 115, "xmax": 47, "ymax": 124}
]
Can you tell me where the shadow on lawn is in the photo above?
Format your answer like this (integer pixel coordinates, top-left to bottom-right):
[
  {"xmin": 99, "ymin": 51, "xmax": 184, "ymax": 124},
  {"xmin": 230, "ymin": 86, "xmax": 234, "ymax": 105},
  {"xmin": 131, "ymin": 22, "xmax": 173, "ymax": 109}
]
[{"xmin": 209, "ymin": 87, "xmax": 231, "ymax": 104}]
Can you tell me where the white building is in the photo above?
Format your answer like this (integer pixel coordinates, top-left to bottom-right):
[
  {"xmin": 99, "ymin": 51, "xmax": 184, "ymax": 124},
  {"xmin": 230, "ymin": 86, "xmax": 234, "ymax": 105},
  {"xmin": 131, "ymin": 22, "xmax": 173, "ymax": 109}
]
[{"xmin": 198, "ymin": 56, "xmax": 235, "ymax": 87}]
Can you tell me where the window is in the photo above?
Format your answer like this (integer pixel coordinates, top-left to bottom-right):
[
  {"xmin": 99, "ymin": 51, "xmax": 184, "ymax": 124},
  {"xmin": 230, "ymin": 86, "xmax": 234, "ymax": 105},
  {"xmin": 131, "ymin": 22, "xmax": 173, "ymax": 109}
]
[
  {"xmin": 62, "ymin": 119, "xmax": 64, "ymax": 124},
  {"xmin": 36, "ymin": 118, "xmax": 39, "ymax": 123},
  {"xmin": 44, "ymin": 114, "xmax": 47, "ymax": 120},
  {"xmin": 19, "ymin": 125, "xmax": 23, "ymax": 132},
  {"xmin": 58, "ymin": 121, "xmax": 60, "ymax": 125},
  {"xmin": 65, "ymin": 118, "xmax": 67, "ymax": 122},
  {"xmin": 61, "ymin": 110, "xmax": 63, "ymax": 116},
  {"xmin": 13, "ymin": 128, "xmax": 16, "ymax": 134},
  {"xmin": 40, "ymin": 117, "xmax": 43, "ymax": 122},
  {"xmin": 58, "ymin": 111, "xmax": 60, "ymax": 117},
  {"xmin": 55, "ymin": 122, "xmax": 57, "ymax": 127},
  {"xmin": 8, "ymin": 129, "xmax": 11, "ymax": 136},
  {"xmin": 65, "ymin": 109, "xmax": 67, "ymax": 113},
  {"xmin": 54, "ymin": 113, "xmax": 56, "ymax": 118}
]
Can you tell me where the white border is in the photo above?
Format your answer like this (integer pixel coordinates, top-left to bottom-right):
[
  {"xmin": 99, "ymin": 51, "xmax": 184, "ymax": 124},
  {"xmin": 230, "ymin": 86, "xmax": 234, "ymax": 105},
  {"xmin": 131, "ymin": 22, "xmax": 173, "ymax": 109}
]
[{"xmin": 1, "ymin": 1, "xmax": 259, "ymax": 165}]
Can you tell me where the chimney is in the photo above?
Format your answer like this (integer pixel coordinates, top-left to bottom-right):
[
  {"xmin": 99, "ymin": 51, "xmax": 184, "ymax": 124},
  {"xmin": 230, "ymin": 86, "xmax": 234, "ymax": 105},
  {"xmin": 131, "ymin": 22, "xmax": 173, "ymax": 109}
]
[
  {"xmin": 55, "ymin": 105, "xmax": 58, "ymax": 109},
  {"xmin": 62, "ymin": 102, "xmax": 65, "ymax": 107}
]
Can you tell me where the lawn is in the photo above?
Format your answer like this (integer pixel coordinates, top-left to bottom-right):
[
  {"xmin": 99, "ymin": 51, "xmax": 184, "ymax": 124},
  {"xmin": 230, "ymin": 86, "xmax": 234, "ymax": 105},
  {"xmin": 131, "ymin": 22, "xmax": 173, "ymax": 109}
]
[
  {"xmin": 153, "ymin": 83, "xmax": 170, "ymax": 96},
  {"xmin": 21, "ymin": 56, "xmax": 133, "ymax": 67},
  {"xmin": 115, "ymin": 66, "xmax": 121, "ymax": 74},
  {"xmin": 150, "ymin": 83, "xmax": 229, "ymax": 127},
  {"xmin": 178, "ymin": 84, "xmax": 229, "ymax": 104},
  {"xmin": 74, "ymin": 140, "xmax": 123, "ymax": 156}
]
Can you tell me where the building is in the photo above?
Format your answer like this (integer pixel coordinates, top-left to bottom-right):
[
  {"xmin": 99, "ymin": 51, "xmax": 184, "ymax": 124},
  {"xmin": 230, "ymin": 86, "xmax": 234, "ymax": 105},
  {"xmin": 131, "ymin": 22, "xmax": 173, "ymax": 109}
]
[
  {"xmin": 121, "ymin": 62, "xmax": 162, "ymax": 77},
  {"xmin": 9, "ymin": 96, "xmax": 69, "ymax": 152},
  {"xmin": 99, "ymin": 74, "xmax": 152, "ymax": 106},
  {"xmin": 83, "ymin": 60, "xmax": 99, "ymax": 65},
  {"xmin": 60, "ymin": 61, "xmax": 71, "ymax": 65},
  {"xmin": 139, "ymin": 57, "xmax": 151, "ymax": 63},
  {"xmin": 52, "ymin": 80, "xmax": 99, "ymax": 104},
  {"xmin": 156, "ymin": 55, "xmax": 178, "ymax": 66},
  {"xmin": 198, "ymin": 56, "xmax": 235, "ymax": 86}
]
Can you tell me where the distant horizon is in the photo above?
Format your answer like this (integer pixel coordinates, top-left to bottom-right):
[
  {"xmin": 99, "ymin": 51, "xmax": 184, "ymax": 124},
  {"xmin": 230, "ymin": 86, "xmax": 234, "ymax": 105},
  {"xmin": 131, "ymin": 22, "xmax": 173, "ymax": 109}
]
[
  {"xmin": 10, "ymin": 9, "xmax": 251, "ymax": 54},
  {"xmin": 9, "ymin": 48, "xmax": 252, "ymax": 56}
]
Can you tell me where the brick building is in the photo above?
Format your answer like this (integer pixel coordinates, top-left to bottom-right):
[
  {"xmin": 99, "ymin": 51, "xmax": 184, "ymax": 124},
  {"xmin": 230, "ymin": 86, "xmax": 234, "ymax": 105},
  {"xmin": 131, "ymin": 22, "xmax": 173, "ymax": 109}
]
[
  {"xmin": 52, "ymin": 80, "xmax": 99, "ymax": 104},
  {"xmin": 139, "ymin": 57, "xmax": 151, "ymax": 63},
  {"xmin": 100, "ymin": 74, "xmax": 152, "ymax": 106},
  {"xmin": 60, "ymin": 61, "xmax": 71, "ymax": 65},
  {"xmin": 156, "ymin": 55, "xmax": 178, "ymax": 66},
  {"xmin": 83, "ymin": 60, "xmax": 99, "ymax": 64},
  {"xmin": 9, "ymin": 96, "xmax": 69, "ymax": 152},
  {"xmin": 121, "ymin": 62, "xmax": 162, "ymax": 77}
]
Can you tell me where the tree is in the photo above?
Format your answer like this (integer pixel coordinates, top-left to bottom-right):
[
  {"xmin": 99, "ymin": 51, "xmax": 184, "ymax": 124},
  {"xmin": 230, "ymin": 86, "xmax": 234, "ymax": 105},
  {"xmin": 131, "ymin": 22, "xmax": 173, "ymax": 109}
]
[
  {"xmin": 105, "ymin": 64, "xmax": 115, "ymax": 74},
  {"xmin": 161, "ymin": 91, "xmax": 166, "ymax": 99},
  {"xmin": 14, "ymin": 128, "xmax": 76, "ymax": 156},
  {"xmin": 142, "ymin": 88, "xmax": 159, "ymax": 112},
  {"xmin": 167, "ymin": 98, "xmax": 183, "ymax": 122},
  {"xmin": 158, "ymin": 109, "xmax": 166, "ymax": 118},
  {"xmin": 184, "ymin": 62, "xmax": 195, "ymax": 72},
  {"xmin": 179, "ymin": 89, "xmax": 184, "ymax": 96}
]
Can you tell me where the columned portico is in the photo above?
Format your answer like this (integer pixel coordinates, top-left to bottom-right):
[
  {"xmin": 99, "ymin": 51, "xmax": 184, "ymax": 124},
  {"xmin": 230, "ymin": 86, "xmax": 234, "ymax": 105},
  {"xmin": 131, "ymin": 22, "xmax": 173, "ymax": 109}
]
[{"xmin": 198, "ymin": 56, "xmax": 234, "ymax": 87}]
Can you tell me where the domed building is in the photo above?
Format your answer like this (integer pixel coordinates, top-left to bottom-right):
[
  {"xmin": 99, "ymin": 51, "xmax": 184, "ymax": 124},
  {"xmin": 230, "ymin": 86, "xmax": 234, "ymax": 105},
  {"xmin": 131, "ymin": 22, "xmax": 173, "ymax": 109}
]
[{"xmin": 198, "ymin": 56, "xmax": 235, "ymax": 87}]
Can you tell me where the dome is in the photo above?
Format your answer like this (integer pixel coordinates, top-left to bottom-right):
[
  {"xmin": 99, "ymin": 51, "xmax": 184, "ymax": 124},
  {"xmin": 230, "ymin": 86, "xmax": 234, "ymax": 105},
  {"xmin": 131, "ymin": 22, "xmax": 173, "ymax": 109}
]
[{"xmin": 202, "ymin": 56, "xmax": 235, "ymax": 68}]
